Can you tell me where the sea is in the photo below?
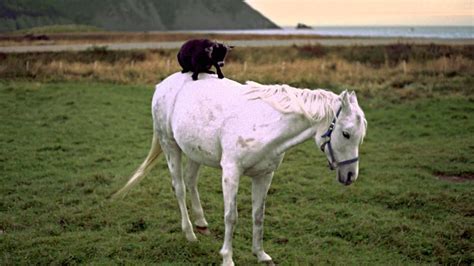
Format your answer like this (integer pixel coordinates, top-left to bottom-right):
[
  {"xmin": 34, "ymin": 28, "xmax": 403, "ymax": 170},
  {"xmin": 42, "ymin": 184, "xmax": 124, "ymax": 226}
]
[{"xmin": 185, "ymin": 26, "xmax": 473, "ymax": 39}]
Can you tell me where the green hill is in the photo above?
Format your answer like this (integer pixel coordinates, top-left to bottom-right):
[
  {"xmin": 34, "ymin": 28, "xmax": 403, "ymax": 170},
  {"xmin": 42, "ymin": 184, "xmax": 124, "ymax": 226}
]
[{"xmin": 0, "ymin": 0, "xmax": 279, "ymax": 32}]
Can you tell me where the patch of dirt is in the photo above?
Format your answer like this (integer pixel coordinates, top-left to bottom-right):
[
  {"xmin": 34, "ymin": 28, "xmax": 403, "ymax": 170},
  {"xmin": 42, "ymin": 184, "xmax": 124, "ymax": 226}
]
[{"xmin": 435, "ymin": 172, "xmax": 474, "ymax": 183}]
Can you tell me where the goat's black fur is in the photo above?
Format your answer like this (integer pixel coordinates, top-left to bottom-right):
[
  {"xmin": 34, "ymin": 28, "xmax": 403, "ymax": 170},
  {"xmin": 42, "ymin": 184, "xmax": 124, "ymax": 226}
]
[{"xmin": 177, "ymin": 39, "xmax": 232, "ymax": 81}]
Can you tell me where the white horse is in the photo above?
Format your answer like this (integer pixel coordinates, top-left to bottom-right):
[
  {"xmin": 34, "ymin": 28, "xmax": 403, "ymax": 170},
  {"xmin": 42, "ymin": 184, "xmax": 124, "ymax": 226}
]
[{"xmin": 114, "ymin": 73, "xmax": 367, "ymax": 265}]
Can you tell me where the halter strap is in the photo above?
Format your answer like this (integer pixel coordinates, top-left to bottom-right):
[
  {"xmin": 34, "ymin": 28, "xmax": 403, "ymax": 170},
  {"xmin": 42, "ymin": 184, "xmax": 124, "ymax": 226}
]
[
  {"xmin": 321, "ymin": 108, "xmax": 341, "ymax": 139},
  {"xmin": 320, "ymin": 107, "xmax": 358, "ymax": 170}
]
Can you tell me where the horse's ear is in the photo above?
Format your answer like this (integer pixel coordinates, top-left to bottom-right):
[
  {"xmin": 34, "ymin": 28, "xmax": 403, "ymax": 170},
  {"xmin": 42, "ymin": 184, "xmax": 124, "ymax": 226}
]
[
  {"xmin": 349, "ymin": 91, "xmax": 359, "ymax": 105},
  {"xmin": 340, "ymin": 90, "xmax": 350, "ymax": 110}
]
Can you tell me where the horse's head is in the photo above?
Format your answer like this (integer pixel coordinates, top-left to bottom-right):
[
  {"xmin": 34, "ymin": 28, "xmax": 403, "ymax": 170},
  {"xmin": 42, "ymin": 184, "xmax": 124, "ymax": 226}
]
[{"xmin": 315, "ymin": 90, "xmax": 367, "ymax": 186}]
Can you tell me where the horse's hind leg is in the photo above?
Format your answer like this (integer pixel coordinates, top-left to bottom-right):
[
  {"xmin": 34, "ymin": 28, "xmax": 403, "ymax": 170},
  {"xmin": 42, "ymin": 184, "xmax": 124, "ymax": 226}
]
[
  {"xmin": 184, "ymin": 158, "xmax": 210, "ymax": 235},
  {"xmin": 219, "ymin": 160, "xmax": 241, "ymax": 266},
  {"xmin": 251, "ymin": 172, "xmax": 274, "ymax": 264},
  {"xmin": 163, "ymin": 143, "xmax": 197, "ymax": 242}
]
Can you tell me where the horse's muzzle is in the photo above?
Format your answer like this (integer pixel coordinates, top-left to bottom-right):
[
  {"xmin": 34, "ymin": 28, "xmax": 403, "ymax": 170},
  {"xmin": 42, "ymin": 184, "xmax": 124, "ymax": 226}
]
[{"xmin": 338, "ymin": 171, "xmax": 354, "ymax": 186}]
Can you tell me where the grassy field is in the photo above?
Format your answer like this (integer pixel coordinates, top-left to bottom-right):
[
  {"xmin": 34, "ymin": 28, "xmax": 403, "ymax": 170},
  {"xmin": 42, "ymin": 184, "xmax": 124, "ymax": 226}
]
[
  {"xmin": 1, "ymin": 44, "xmax": 473, "ymax": 264},
  {"xmin": 0, "ymin": 30, "xmax": 328, "ymax": 47}
]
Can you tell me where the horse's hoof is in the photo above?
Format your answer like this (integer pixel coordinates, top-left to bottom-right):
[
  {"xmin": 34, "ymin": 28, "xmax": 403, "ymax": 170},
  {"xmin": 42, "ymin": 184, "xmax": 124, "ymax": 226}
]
[
  {"xmin": 195, "ymin": 226, "xmax": 211, "ymax": 235},
  {"xmin": 255, "ymin": 251, "xmax": 273, "ymax": 264},
  {"xmin": 185, "ymin": 232, "xmax": 198, "ymax": 242}
]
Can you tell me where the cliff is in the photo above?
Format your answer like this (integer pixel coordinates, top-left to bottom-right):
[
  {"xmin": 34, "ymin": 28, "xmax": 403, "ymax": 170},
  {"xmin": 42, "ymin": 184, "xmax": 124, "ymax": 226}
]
[{"xmin": 0, "ymin": 0, "xmax": 279, "ymax": 32}]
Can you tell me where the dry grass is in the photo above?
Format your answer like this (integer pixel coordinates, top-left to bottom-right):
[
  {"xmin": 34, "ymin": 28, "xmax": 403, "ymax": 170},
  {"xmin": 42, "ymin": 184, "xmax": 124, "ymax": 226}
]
[
  {"xmin": 0, "ymin": 31, "xmax": 335, "ymax": 46},
  {"xmin": 1, "ymin": 45, "xmax": 473, "ymax": 100}
]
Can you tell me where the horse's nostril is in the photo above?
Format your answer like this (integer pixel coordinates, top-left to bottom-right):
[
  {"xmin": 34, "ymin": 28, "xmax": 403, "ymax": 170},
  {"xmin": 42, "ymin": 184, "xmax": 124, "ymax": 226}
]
[
  {"xmin": 343, "ymin": 171, "xmax": 354, "ymax": 186},
  {"xmin": 348, "ymin": 171, "xmax": 354, "ymax": 180}
]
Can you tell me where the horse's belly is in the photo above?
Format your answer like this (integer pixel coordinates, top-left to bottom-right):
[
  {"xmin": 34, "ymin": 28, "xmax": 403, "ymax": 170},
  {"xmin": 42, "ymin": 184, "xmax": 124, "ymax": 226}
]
[
  {"xmin": 181, "ymin": 142, "xmax": 221, "ymax": 168},
  {"xmin": 173, "ymin": 123, "xmax": 222, "ymax": 168}
]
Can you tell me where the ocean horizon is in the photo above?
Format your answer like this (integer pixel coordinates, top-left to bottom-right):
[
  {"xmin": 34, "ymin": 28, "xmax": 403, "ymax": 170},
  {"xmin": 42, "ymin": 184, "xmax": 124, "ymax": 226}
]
[{"xmin": 172, "ymin": 26, "xmax": 473, "ymax": 39}]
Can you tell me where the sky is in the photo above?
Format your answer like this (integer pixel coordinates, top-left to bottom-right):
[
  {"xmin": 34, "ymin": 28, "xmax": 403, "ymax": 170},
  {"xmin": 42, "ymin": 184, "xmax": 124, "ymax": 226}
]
[{"xmin": 245, "ymin": 0, "xmax": 474, "ymax": 26}]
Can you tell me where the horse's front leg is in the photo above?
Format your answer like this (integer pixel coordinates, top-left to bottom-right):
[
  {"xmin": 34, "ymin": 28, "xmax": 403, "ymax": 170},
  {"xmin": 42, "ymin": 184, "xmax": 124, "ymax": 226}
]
[
  {"xmin": 163, "ymin": 144, "xmax": 197, "ymax": 242},
  {"xmin": 184, "ymin": 158, "xmax": 210, "ymax": 235},
  {"xmin": 220, "ymin": 160, "xmax": 241, "ymax": 266},
  {"xmin": 252, "ymin": 172, "xmax": 274, "ymax": 264}
]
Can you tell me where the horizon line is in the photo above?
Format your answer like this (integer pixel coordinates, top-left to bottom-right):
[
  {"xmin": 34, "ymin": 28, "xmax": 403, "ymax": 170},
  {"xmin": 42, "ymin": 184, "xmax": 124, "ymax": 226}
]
[{"xmin": 279, "ymin": 24, "xmax": 474, "ymax": 27}]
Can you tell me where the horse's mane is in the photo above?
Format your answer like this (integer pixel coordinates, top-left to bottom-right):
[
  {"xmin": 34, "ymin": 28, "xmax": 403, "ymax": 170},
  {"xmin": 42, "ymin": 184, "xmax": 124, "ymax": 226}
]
[{"xmin": 245, "ymin": 81, "xmax": 339, "ymax": 123}]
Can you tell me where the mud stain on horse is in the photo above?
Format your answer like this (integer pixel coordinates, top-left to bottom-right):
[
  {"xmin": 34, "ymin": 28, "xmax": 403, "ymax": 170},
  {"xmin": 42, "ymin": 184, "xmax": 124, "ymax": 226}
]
[
  {"xmin": 237, "ymin": 136, "xmax": 255, "ymax": 148},
  {"xmin": 208, "ymin": 111, "xmax": 216, "ymax": 122}
]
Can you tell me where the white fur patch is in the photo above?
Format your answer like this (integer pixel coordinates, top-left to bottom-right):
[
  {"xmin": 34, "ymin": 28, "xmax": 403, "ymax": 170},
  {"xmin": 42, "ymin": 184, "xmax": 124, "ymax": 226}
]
[{"xmin": 204, "ymin": 46, "xmax": 213, "ymax": 58}]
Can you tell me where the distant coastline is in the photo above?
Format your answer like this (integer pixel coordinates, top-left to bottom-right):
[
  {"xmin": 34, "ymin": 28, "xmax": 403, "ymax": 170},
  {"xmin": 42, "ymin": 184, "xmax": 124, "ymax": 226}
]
[
  {"xmin": 2, "ymin": 37, "xmax": 472, "ymax": 54},
  {"xmin": 1, "ymin": 25, "xmax": 472, "ymax": 53},
  {"xmin": 173, "ymin": 26, "xmax": 473, "ymax": 40}
]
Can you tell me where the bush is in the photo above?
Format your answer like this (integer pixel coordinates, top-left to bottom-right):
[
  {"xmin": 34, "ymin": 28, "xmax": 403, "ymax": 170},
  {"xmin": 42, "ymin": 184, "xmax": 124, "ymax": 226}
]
[
  {"xmin": 296, "ymin": 44, "xmax": 327, "ymax": 58},
  {"xmin": 339, "ymin": 46, "xmax": 386, "ymax": 67}
]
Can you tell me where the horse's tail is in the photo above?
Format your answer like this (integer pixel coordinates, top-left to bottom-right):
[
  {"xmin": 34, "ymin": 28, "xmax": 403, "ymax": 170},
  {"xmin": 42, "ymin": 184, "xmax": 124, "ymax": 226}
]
[{"xmin": 112, "ymin": 132, "xmax": 162, "ymax": 199}]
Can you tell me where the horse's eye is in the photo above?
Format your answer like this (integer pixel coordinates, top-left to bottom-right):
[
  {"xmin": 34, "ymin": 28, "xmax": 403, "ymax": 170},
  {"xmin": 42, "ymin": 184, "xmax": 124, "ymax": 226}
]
[{"xmin": 342, "ymin": 131, "xmax": 350, "ymax": 139}]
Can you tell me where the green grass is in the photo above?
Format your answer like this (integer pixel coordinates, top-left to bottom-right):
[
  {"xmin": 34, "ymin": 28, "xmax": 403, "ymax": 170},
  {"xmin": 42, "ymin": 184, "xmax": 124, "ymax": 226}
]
[{"xmin": 0, "ymin": 81, "xmax": 473, "ymax": 265}]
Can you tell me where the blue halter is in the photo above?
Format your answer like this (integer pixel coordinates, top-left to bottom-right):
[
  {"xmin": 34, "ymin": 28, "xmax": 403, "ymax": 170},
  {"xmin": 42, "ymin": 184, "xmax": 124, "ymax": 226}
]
[{"xmin": 320, "ymin": 108, "xmax": 359, "ymax": 170}]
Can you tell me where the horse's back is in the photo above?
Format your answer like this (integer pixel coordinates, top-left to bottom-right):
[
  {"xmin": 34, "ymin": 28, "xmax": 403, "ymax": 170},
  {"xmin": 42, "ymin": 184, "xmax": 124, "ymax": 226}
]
[
  {"xmin": 152, "ymin": 73, "xmax": 244, "ymax": 166},
  {"xmin": 152, "ymin": 73, "xmax": 280, "ymax": 167},
  {"xmin": 152, "ymin": 72, "xmax": 243, "ymax": 107}
]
